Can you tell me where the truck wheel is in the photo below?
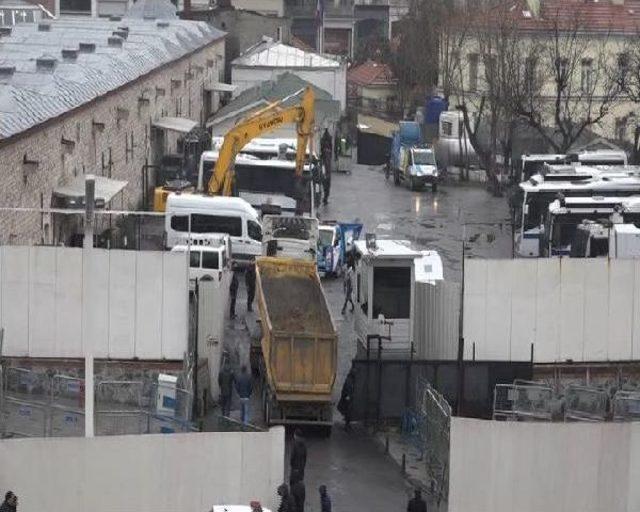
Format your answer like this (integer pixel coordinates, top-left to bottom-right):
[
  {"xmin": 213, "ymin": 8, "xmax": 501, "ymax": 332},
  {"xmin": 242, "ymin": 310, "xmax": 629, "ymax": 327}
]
[
  {"xmin": 409, "ymin": 176, "xmax": 417, "ymax": 191},
  {"xmin": 393, "ymin": 170, "xmax": 400, "ymax": 186},
  {"xmin": 432, "ymin": 182, "xmax": 438, "ymax": 192}
]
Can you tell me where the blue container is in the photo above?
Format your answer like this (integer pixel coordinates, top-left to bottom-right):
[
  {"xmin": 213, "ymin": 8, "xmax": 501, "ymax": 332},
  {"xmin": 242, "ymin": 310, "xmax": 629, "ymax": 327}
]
[{"xmin": 425, "ymin": 96, "xmax": 448, "ymax": 125}]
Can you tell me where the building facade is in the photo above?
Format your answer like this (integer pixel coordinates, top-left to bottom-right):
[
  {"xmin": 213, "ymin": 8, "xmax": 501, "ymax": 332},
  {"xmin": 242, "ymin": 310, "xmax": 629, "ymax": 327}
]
[{"xmin": 0, "ymin": 16, "xmax": 225, "ymax": 245}]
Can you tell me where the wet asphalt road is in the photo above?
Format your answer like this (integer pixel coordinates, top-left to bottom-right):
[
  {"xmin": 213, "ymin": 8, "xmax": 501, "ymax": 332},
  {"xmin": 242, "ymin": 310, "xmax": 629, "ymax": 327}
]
[
  {"xmin": 222, "ymin": 162, "xmax": 513, "ymax": 510},
  {"xmin": 317, "ymin": 163, "xmax": 513, "ymax": 282}
]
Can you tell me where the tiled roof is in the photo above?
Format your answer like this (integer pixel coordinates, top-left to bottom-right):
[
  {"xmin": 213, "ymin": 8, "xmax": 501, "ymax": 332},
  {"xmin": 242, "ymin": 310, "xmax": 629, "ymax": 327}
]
[
  {"xmin": 0, "ymin": 17, "xmax": 225, "ymax": 140},
  {"xmin": 347, "ymin": 59, "xmax": 396, "ymax": 87},
  {"xmin": 232, "ymin": 37, "xmax": 340, "ymax": 68}
]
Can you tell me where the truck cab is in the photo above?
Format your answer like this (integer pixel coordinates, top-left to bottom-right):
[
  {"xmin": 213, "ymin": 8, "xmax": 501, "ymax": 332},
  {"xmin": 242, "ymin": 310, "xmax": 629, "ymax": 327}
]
[
  {"xmin": 400, "ymin": 145, "xmax": 438, "ymax": 191},
  {"xmin": 261, "ymin": 215, "xmax": 318, "ymax": 261},
  {"xmin": 353, "ymin": 237, "xmax": 420, "ymax": 356},
  {"xmin": 171, "ymin": 234, "xmax": 232, "ymax": 286}
]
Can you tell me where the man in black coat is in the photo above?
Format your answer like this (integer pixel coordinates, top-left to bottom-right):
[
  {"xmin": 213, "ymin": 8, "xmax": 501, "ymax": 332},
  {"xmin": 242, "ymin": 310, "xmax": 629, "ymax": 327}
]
[
  {"xmin": 245, "ymin": 264, "xmax": 256, "ymax": 312},
  {"xmin": 229, "ymin": 270, "xmax": 239, "ymax": 319},
  {"xmin": 0, "ymin": 491, "xmax": 17, "ymax": 512},
  {"xmin": 289, "ymin": 429, "xmax": 307, "ymax": 485},
  {"xmin": 277, "ymin": 484, "xmax": 296, "ymax": 512},
  {"xmin": 338, "ymin": 368, "xmax": 355, "ymax": 430},
  {"xmin": 217, "ymin": 361, "xmax": 234, "ymax": 417},
  {"xmin": 407, "ymin": 489, "xmax": 427, "ymax": 512}
]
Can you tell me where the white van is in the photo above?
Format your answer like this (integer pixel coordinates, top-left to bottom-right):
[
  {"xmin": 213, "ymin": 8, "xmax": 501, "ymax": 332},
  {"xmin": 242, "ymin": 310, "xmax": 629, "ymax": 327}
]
[
  {"xmin": 171, "ymin": 235, "xmax": 231, "ymax": 283},
  {"xmin": 165, "ymin": 194, "xmax": 262, "ymax": 264}
]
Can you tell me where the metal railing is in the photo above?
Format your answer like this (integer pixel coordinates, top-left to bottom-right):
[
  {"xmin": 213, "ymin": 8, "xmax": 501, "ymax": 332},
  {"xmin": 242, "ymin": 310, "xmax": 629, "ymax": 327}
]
[
  {"xmin": 612, "ymin": 390, "xmax": 640, "ymax": 421},
  {"xmin": 564, "ymin": 385, "xmax": 608, "ymax": 422},
  {"xmin": 493, "ymin": 383, "xmax": 554, "ymax": 421},
  {"xmin": 0, "ymin": 370, "xmax": 195, "ymax": 438}
]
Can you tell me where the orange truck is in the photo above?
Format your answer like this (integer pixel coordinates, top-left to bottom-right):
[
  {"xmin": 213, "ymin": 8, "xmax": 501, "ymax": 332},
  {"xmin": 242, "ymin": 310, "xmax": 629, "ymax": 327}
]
[{"xmin": 255, "ymin": 257, "xmax": 337, "ymax": 434}]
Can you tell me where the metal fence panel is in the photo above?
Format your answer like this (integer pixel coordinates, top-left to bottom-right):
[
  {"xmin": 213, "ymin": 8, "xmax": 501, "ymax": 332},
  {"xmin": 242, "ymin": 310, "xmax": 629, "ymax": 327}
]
[
  {"xmin": 564, "ymin": 385, "xmax": 608, "ymax": 422},
  {"xmin": 613, "ymin": 391, "xmax": 640, "ymax": 421},
  {"xmin": 1, "ymin": 397, "xmax": 48, "ymax": 437}
]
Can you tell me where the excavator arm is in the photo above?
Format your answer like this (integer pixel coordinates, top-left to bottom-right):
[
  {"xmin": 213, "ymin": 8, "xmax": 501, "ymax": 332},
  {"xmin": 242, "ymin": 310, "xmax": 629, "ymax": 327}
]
[{"xmin": 207, "ymin": 86, "xmax": 315, "ymax": 196}]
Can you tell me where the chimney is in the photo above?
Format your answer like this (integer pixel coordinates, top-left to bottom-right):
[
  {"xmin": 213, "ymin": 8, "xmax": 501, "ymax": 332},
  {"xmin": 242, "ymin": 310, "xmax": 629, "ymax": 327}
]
[
  {"xmin": 61, "ymin": 48, "xmax": 79, "ymax": 61},
  {"xmin": 38, "ymin": 22, "xmax": 51, "ymax": 31},
  {"xmin": 0, "ymin": 27, "xmax": 11, "ymax": 37},
  {"xmin": 0, "ymin": 66, "xmax": 16, "ymax": 78},
  {"xmin": 79, "ymin": 42, "xmax": 96, "ymax": 53},
  {"xmin": 107, "ymin": 36, "xmax": 123, "ymax": 48},
  {"xmin": 36, "ymin": 56, "xmax": 57, "ymax": 72}
]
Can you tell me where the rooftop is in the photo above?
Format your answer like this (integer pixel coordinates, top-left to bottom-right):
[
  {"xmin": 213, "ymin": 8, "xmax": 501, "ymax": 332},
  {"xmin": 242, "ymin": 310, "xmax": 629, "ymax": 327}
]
[
  {"xmin": 208, "ymin": 72, "xmax": 340, "ymax": 133},
  {"xmin": 347, "ymin": 59, "xmax": 396, "ymax": 87},
  {"xmin": 0, "ymin": 14, "xmax": 225, "ymax": 140},
  {"xmin": 355, "ymin": 239, "xmax": 420, "ymax": 259},
  {"xmin": 232, "ymin": 37, "xmax": 341, "ymax": 69}
]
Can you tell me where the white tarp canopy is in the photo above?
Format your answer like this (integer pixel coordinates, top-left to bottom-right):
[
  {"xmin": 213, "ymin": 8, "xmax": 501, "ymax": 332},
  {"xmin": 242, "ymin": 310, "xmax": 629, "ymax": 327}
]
[
  {"xmin": 53, "ymin": 175, "xmax": 127, "ymax": 203},
  {"xmin": 204, "ymin": 82, "xmax": 237, "ymax": 92},
  {"xmin": 152, "ymin": 116, "xmax": 198, "ymax": 133}
]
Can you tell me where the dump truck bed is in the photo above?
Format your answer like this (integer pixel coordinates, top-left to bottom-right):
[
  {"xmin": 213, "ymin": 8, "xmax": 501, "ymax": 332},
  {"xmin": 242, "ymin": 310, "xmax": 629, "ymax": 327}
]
[{"xmin": 256, "ymin": 257, "xmax": 337, "ymax": 402}]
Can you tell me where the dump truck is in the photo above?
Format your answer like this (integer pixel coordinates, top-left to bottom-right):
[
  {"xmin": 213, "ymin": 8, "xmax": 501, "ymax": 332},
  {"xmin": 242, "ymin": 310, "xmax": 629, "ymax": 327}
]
[{"xmin": 255, "ymin": 257, "xmax": 337, "ymax": 434}]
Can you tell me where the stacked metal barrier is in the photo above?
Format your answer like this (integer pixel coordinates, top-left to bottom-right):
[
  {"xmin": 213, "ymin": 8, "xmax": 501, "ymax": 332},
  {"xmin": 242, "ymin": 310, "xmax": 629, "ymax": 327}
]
[
  {"xmin": 0, "ymin": 369, "xmax": 194, "ymax": 438},
  {"xmin": 564, "ymin": 385, "xmax": 608, "ymax": 422},
  {"xmin": 493, "ymin": 383, "xmax": 554, "ymax": 421}
]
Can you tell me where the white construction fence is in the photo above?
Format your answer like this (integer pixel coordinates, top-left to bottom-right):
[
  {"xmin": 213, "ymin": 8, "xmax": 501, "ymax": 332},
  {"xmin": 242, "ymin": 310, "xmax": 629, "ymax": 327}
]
[
  {"xmin": 464, "ymin": 258, "xmax": 640, "ymax": 362},
  {"xmin": 0, "ymin": 246, "xmax": 188, "ymax": 359},
  {"xmin": 450, "ymin": 417, "xmax": 640, "ymax": 512},
  {"xmin": 0, "ymin": 428, "xmax": 285, "ymax": 512}
]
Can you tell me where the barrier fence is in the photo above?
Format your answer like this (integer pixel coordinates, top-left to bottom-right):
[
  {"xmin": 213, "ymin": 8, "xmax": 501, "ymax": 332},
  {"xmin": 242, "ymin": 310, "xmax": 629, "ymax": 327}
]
[{"xmin": 1, "ymin": 369, "xmax": 194, "ymax": 438}]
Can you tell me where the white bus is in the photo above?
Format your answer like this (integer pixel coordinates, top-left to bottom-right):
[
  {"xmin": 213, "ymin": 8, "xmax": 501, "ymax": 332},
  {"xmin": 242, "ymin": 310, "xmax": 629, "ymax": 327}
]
[
  {"xmin": 197, "ymin": 151, "xmax": 312, "ymax": 216},
  {"xmin": 516, "ymin": 173, "xmax": 640, "ymax": 257}
]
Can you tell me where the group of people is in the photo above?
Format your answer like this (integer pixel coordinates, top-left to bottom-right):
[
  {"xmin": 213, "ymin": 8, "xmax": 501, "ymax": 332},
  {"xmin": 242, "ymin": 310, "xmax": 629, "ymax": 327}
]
[
  {"xmin": 218, "ymin": 362, "xmax": 253, "ymax": 424},
  {"xmin": 229, "ymin": 263, "xmax": 256, "ymax": 320},
  {"xmin": 276, "ymin": 430, "xmax": 331, "ymax": 512}
]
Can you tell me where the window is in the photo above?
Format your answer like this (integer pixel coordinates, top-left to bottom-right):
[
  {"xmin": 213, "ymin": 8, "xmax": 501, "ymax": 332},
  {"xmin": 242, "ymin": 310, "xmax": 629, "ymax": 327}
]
[
  {"xmin": 60, "ymin": 0, "xmax": 90, "ymax": 15},
  {"xmin": 618, "ymin": 53, "xmax": 629, "ymax": 85},
  {"xmin": 615, "ymin": 117, "xmax": 628, "ymax": 141},
  {"xmin": 581, "ymin": 59, "xmax": 593, "ymax": 92},
  {"xmin": 248, "ymin": 220, "xmax": 262, "ymax": 241},
  {"xmin": 524, "ymin": 57, "xmax": 537, "ymax": 91},
  {"xmin": 555, "ymin": 57, "xmax": 569, "ymax": 81},
  {"xmin": 483, "ymin": 54, "xmax": 496, "ymax": 85},
  {"xmin": 468, "ymin": 54, "xmax": 478, "ymax": 91},
  {"xmin": 170, "ymin": 215, "xmax": 189, "ymax": 232},
  {"xmin": 171, "ymin": 215, "xmax": 242, "ymax": 236},
  {"xmin": 372, "ymin": 267, "xmax": 411, "ymax": 319},
  {"xmin": 189, "ymin": 251, "xmax": 201, "ymax": 268},
  {"xmin": 202, "ymin": 251, "xmax": 220, "ymax": 270}
]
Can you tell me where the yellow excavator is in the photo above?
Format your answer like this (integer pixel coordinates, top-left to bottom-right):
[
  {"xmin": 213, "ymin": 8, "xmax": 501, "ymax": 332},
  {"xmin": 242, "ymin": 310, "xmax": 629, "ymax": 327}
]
[{"xmin": 153, "ymin": 86, "xmax": 315, "ymax": 211}]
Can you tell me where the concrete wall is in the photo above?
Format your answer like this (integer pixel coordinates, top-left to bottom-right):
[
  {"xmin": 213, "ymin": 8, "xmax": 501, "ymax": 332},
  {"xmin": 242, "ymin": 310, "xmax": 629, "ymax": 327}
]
[
  {"xmin": 0, "ymin": 246, "xmax": 188, "ymax": 360},
  {"xmin": 0, "ymin": 429, "xmax": 285, "ymax": 512},
  {"xmin": 0, "ymin": 37, "xmax": 225, "ymax": 245},
  {"xmin": 232, "ymin": 65, "xmax": 348, "ymax": 111},
  {"xmin": 450, "ymin": 417, "xmax": 640, "ymax": 512},
  {"xmin": 463, "ymin": 258, "xmax": 640, "ymax": 363}
]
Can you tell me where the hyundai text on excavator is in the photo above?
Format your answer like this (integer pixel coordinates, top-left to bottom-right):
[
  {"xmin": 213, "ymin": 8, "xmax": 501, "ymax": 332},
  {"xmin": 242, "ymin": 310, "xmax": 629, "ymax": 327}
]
[{"xmin": 153, "ymin": 87, "xmax": 315, "ymax": 212}]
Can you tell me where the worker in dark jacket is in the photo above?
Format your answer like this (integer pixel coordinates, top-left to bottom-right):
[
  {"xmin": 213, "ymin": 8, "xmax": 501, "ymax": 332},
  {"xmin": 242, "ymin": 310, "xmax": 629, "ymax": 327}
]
[
  {"xmin": 291, "ymin": 479, "xmax": 305, "ymax": 512},
  {"xmin": 277, "ymin": 484, "xmax": 296, "ymax": 512},
  {"xmin": 318, "ymin": 485, "xmax": 331, "ymax": 512},
  {"xmin": 320, "ymin": 128, "xmax": 333, "ymax": 204},
  {"xmin": 217, "ymin": 361, "xmax": 234, "ymax": 417},
  {"xmin": 338, "ymin": 368, "xmax": 355, "ymax": 430},
  {"xmin": 229, "ymin": 269, "xmax": 239, "ymax": 319},
  {"xmin": 245, "ymin": 264, "xmax": 256, "ymax": 312},
  {"xmin": 289, "ymin": 429, "xmax": 307, "ymax": 485},
  {"xmin": 407, "ymin": 489, "xmax": 427, "ymax": 512},
  {"xmin": 234, "ymin": 365, "xmax": 253, "ymax": 424},
  {"xmin": 0, "ymin": 491, "xmax": 17, "ymax": 512}
]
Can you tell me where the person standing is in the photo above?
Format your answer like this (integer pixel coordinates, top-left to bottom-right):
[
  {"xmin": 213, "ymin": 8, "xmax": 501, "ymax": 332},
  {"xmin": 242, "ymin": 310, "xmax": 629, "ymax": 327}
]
[
  {"xmin": 277, "ymin": 484, "xmax": 296, "ymax": 512},
  {"xmin": 289, "ymin": 429, "xmax": 307, "ymax": 485},
  {"xmin": 229, "ymin": 269, "xmax": 239, "ymax": 319},
  {"xmin": 341, "ymin": 265, "xmax": 354, "ymax": 315},
  {"xmin": 245, "ymin": 264, "xmax": 256, "ymax": 313},
  {"xmin": 0, "ymin": 492, "xmax": 17, "ymax": 512},
  {"xmin": 318, "ymin": 485, "xmax": 331, "ymax": 512},
  {"xmin": 291, "ymin": 478, "xmax": 306, "ymax": 512},
  {"xmin": 338, "ymin": 368, "xmax": 355, "ymax": 430},
  {"xmin": 217, "ymin": 361, "xmax": 234, "ymax": 417},
  {"xmin": 234, "ymin": 365, "xmax": 253, "ymax": 425},
  {"xmin": 320, "ymin": 128, "xmax": 333, "ymax": 205},
  {"xmin": 407, "ymin": 489, "xmax": 427, "ymax": 512}
]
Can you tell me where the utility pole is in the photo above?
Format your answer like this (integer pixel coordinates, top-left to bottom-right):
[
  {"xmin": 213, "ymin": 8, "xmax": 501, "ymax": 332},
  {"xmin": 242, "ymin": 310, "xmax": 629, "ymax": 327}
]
[{"xmin": 84, "ymin": 175, "xmax": 95, "ymax": 437}]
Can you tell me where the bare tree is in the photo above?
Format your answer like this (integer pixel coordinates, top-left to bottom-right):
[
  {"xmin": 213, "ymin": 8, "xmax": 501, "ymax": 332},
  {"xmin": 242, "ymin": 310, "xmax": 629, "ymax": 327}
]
[{"xmin": 507, "ymin": 15, "xmax": 621, "ymax": 153}]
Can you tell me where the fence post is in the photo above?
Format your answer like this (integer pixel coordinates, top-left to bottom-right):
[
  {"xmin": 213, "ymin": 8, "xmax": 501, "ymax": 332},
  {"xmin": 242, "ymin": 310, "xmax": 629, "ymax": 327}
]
[
  {"xmin": 376, "ymin": 337, "xmax": 383, "ymax": 429},
  {"xmin": 456, "ymin": 336, "xmax": 465, "ymax": 416}
]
